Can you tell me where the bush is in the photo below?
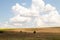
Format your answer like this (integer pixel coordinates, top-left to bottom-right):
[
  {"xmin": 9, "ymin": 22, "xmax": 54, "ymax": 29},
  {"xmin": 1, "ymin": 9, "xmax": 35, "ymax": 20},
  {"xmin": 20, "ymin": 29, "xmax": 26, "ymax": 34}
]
[
  {"xmin": 0, "ymin": 31, "xmax": 4, "ymax": 33},
  {"xmin": 33, "ymin": 31, "xmax": 36, "ymax": 34},
  {"xmin": 20, "ymin": 31, "xmax": 22, "ymax": 33}
]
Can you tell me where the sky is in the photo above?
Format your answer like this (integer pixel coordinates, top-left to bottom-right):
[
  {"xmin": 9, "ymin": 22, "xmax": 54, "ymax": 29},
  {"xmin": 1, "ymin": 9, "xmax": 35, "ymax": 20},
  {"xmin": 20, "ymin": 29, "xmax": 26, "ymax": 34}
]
[{"xmin": 0, "ymin": 0, "xmax": 60, "ymax": 28}]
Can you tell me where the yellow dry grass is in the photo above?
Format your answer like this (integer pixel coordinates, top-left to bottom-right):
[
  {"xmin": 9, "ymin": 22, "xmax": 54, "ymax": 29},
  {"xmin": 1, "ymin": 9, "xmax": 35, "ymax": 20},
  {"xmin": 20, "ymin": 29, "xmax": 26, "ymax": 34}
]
[{"xmin": 0, "ymin": 27, "xmax": 60, "ymax": 33}]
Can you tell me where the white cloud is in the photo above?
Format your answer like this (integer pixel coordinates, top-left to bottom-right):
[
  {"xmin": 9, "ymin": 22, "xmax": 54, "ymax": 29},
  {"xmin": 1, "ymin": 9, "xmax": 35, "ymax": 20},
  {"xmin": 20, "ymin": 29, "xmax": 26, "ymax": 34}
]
[
  {"xmin": 0, "ymin": 0, "xmax": 60, "ymax": 28},
  {"xmin": 10, "ymin": 0, "xmax": 60, "ymax": 28},
  {"xmin": 10, "ymin": 15, "xmax": 31, "ymax": 22}
]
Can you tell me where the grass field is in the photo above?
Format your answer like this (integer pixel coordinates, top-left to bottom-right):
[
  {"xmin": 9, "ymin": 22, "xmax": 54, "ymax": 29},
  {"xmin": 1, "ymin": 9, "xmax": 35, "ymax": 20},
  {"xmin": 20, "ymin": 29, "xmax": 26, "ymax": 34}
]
[{"xmin": 0, "ymin": 27, "xmax": 60, "ymax": 40}]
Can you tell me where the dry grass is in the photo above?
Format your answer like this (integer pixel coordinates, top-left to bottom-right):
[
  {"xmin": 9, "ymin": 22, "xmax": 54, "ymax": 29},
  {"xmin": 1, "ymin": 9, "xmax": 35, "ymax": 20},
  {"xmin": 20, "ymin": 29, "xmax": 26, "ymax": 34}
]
[
  {"xmin": 1, "ymin": 27, "xmax": 60, "ymax": 33},
  {"xmin": 0, "ymin": 27, "xmax": 60, "ymax": 40}
]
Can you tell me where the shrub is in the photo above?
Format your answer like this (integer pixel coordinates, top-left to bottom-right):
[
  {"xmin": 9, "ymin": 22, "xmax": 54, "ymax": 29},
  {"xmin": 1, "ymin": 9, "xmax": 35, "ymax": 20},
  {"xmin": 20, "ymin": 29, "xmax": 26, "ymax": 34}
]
[
  {"xmin": 33, "ymin": 31, "xmax": 36, "ymax": 34},
  {"xmin": 0, "ymin": 31, "xmax": 4, "ymax": 33}
]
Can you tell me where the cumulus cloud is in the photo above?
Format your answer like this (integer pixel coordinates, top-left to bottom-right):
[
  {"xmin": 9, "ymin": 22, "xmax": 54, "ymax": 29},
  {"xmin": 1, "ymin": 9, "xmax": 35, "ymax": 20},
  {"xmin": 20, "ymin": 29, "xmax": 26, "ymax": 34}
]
[
  {"xmin": 10, "ymin": 15, "xmax": 31, "ymax": 22},
  {"xmin": 0, "ymin": 0, "xmax": 60, "ymax": 28},
  {"xmin": 10, "ymin": 0, "xmax": 60, "ymax": 28}
]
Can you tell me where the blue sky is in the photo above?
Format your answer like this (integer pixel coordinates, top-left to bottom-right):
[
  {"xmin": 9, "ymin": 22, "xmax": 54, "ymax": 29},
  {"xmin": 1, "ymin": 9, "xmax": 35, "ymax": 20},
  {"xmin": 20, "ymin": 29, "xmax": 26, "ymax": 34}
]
[
  {"xmin": 0, "ymin": 0, "xmax": 31, "ymax": 22},
  {"xmin": 44, "ymin": 0, "xmax": 60, "ymax": 12},
  {"xmin": 0, "ymin": 0, "xmax": 60, "ymax": 28}
]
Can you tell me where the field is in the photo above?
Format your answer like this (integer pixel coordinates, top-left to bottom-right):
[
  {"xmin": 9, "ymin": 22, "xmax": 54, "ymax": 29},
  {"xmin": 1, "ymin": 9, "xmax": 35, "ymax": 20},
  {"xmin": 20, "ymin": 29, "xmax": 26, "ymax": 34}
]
[{"xmin": 0, "ymin": 27, "xmax": 60, "ymax": 40}]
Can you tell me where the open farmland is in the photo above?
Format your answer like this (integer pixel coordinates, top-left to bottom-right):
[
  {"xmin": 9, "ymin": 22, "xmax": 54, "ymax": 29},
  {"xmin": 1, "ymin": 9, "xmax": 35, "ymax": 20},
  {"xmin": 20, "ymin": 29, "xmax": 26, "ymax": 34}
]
[{"xmin": 0, "ymin": 27, "xmax": 60, "ymax": 40}]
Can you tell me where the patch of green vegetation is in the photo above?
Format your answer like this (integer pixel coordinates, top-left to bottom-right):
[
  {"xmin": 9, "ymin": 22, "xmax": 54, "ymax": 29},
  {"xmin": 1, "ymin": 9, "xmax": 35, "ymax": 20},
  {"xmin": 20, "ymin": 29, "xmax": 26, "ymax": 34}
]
[{"xmin": 0, "ymin": 28, "xmax": 17, "ymax": 31}]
